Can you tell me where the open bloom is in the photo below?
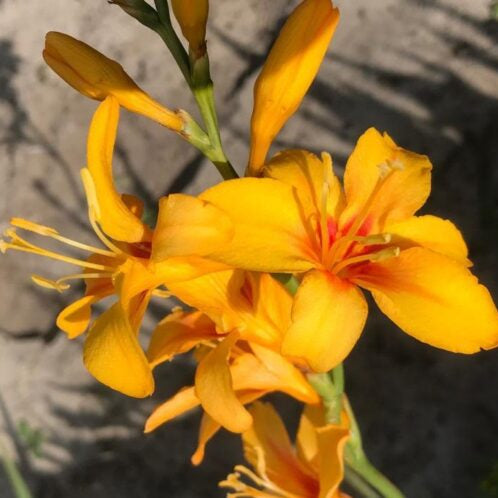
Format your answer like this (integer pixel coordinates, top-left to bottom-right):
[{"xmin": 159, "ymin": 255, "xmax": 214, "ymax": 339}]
[
  {"xmin": 220, "ymin": 402, "xmax": 350, "ymax": 498},
  {"xmin": 43, "ymin": 32, "xmax": 184, "ymax": 131},
  {"xmin": 144, "ymin": 269, "xmax": 319, "ymax": 463},
  {"xmin": 1, "ymin": 96, "xmax": 232, "ymax": 397},
  {"xmin": 195, "ymin": 128, "xmax": 498, "ymax": 372},
  {"xmin": 248, "ymin": 0, "xmax": 339, "ymax": 175}
]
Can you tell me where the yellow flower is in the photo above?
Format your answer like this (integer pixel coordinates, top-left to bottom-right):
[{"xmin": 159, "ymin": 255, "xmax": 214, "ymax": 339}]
[
  {"xmin": 43, "ymin": 32, "xmax": 184, "ymax": 131},
  {"xmin": 194, "ymin": 128, "xmax": 498, "ymax": 372},
  {"xmin": 248, "ymin": 0, "xmax": 340, "ymax": 176},
  {"xmin": 171, "ymin": 0, "xmax": 209, "ymax": 56},
  {"xmin": 1, "ymin": 96, "xmax": 232, "ymax": 397},
  {"xmin": 144, "ymin": 269, "xmax": 319, "ymax": 464},
  {"xmin": 220, "ymin": 402, "xmax": 350, "ymax": 498}
]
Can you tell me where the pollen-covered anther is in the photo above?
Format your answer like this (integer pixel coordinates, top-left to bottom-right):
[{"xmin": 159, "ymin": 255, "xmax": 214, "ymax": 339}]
[
  {"xmin": 353, "ymin": 233, "xmax": 392, "ymax": 246},
  {"xmin": 378, "ymin": 158, "xmax": 404, "ymax": 179},
  {"xmin": 31, "ymin": 274, "xmax": 70, "ymax": 292}
]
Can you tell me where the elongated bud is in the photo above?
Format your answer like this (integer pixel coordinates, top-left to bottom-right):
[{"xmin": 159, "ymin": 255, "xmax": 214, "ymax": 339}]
[
  {"xmin": 171, "ymin": 0, "xmax": 209, "ymax": 57},
  {"xmin": 43, "ymin": 32, "xmax": 184, "ymax": 131},
  {"xmin": 247, "ymin": 0, "xmax": 339, "ymax": 176},
  {"xmin": 109, "ymin": 0, "xmax": 159, "ymax": 29}
]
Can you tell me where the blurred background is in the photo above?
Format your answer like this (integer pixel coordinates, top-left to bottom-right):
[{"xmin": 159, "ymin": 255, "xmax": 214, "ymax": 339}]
[{"xmin": 0, "ymin": 0, "xmax": 497, "ymax": 496}]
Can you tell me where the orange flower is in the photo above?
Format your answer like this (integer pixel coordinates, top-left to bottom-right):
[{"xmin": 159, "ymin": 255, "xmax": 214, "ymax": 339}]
[
  {"xmin": 171, "ymin": 0, "xmax": 209, "ymax": 56},
  {"xmin": 220, "ymin": 402, "xmax": 350, "ymax": 498},
  {"xmin": 193, "ymin": 128, "xmax": 498, "ymax": 372},
  {"xmin": 1, "ymin": 96, "xmax": 232, "ymax": 397},
  {"xmin": 144, "ymin": 270, "xmax": 319, "ymax": 463}
]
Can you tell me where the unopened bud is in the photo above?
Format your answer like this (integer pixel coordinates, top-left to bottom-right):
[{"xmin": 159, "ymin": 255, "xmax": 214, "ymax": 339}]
[
  {"xmin": 171, "ymin": 0, "xmax": 209, "ymax": 56},
  {"xmin": 109, "ymin": 0, "xmax": 159, "ymax": 29}
]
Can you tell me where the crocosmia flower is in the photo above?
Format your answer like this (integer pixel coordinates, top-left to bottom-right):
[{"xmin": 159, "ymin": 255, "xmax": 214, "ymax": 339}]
[
  {"xmin": 1, "ymin": 96, "xmax": 232, "ymax": 397},
  {"xmin": 220, "ymin": 402, "xmax": 350, "ymax": 498},
  {"xmin": 194, "ymin": 128, "xmax": 498, "ymax": 372}
]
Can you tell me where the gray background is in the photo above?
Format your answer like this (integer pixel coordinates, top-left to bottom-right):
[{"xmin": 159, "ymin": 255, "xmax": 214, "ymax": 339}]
[{"xmin": 0, "ymin": 0, "xmax": 497, "ymax": 496}]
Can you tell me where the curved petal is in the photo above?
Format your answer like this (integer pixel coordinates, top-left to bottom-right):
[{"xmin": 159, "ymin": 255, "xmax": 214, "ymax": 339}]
[
  {"xmin": 56, "ymin": 294, "xmax": 103, "ymax": 339},
  {"xmin": 340, "ymin": 128, "xmax": 432, "ymax": 232},
  {"xmin": 282, "ymin": 270, "xmax": 368, "ymax": 372},
  {"xmin": 152, "ymin": 194, "xmax": 234, "ymax": 261},
  {"xmin": 265, "ymin": 149, "xmax": 344, "ymax": 221},
  {"xmin": 147, "ymin": 310, "xmax": 218, "ymax": 368},
  {"xmin": 352, "ymin": 247, "xmax": 498, "ymax": 353},
  {"xmin": 83, "ymin": 302, "xmax": 154, "ymax": 398},
  {"xmin": 316, "ymin": 424, "xmax": 349, "ymax": 498},
  {"xmin": 242, "ymin": 402, "xmax": 319, "ymax": 496},
  {"xmin": 248, "ymin": 0, "xmax": 339, "ymax": 174},
  {"xmin": 195, "ymin": 333, "xmax": 253, "ymax": 433},
  {"xmin": 386, "ymin": 215, "xmax": 470, "ymax": 266},
  {"xmin": 144, "ymin": 386, "xmax": 200, "ymax": 433},
  {"xmin": 250, "ymin": 343, "xmax": 319, "ymax": 404},
  {"xmin": 86, "ymin": 97, "xmax": 150, "ymax": 243},
  {"xmin": 191, "ymin": 413, "xmax": 221, "ymax": 466},
  {"xmin": 200, "ymin": 178, "xmax": 317, "ymax": 272}
]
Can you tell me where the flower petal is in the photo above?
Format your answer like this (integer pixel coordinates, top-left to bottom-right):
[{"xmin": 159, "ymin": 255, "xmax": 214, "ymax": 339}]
[
  {"xmin": 83, "ymin": 302, "xmax": 154, "ymax": 398},
  {"xmin": 250, "ymin": 343, "xmax": 319, "ymax": 404},
  {"xmin": 147, "ymin": 310, "xmax": 218, "ymax": 368},
  {"xmin": 352, "ymin": 247, "xmax": 498, "ymax": 353},
  {"xmin": 86, "ymin": 96, "xmax": 150, "ymax": 243},
  {"xmin": 282, "ymin": 270, "xmax": 368, "ymax": 372},
  {"xmin": 340, "ymin": 128, "xmax": 432, "ymax": 232},
  {"xmin": 195, "ymin": 333, "xmax": 253, "ymax": 433},
  {"xmin": 56, "ymin": 294, "xmax": 102, "ymax": 339},
  {"xmin": 316, "ymin": 423, "xmax": 349, "ymax": 498},
  {"xmin": 144, "ymin": 386, "xmax": 200, "ymax": 433},
  {"xmin": 387, "ymin": 215, "xmax": 470, "ymax": 266},
  {"xmin": 152, "ymin": 194, "xmax": 234, "ymax": 261},
  {"xmin": 44, "ymin": 32, "xmax": 183, "ymax": 130},
  {"xmin": 265, "ymin": 149, "xmax": 344, "ymax": 221},
  {"xmin": 200, "ymin": 178, "xmax": 317, "ymax": 272},
  {"xmin": 248, "ymin": 0, "xmax": 339, "ymax": 174},
  {"xmin": 191, "ymin": 389, "xmax": 266, "ymax": 466},
  {"xmin": 243, "ymin": 402, "xmax": 319, "ymax": 496}
]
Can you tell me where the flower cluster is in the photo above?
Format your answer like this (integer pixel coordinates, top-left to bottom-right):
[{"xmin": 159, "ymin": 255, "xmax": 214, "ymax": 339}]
[{"xmin": 2, "ymin": 0, "xmax": 497, "ymax": 496}]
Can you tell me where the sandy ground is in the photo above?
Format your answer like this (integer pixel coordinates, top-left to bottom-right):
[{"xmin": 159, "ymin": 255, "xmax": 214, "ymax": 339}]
[{"xmin": 0, "ymin": 0, "xmax": 497, "ymax": 497}]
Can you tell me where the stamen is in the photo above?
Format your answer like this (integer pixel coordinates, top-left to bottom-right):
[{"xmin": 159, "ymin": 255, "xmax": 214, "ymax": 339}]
[
  {"xmin": 151, "ymin": 289, "xmax": 171, "ymax": 298},
  {"xmin": 327, "ymin": 159, "xmax": 403, "ymax": 267},
  {"xmin": 31, "ymin": 275, "xmax": 70, "ymax": 292},
  {"xmin": 332, "ymin": 246, "xmax": 400, "ymax": 275},
  {"xmin": 10, "ymin": 218, "xmax": 116, "ymax": 257},
  {"xmin": 319, "ymin": 153, "xmax": 333, "ymax": 263},
  {"xmin": 81, "ymin": 168, "xmax": 124, "ymax": 256},
  {"xmin": 353, "ymin": 233, "xmax": 392, "ymax": 246},
  {"xmin": 0, "ymin": 238, "xmax": 116, "ymax": 272}
]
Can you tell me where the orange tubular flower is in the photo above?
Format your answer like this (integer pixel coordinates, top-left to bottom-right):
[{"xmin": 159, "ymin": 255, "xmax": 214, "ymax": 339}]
[
  {"xmin": 248, "ymin": 0, "xmax": 339, "ymax": 176},
  {"xmin": 144, "ymin": 269, "xmax": 319, "ymax": 464},
  {"xmin": 171, "ymin": 0, "xmax": 209, "ymax": 56},
  {"xmin": 220, "ymin": 402, "xmax": 350, "ymax": 498},
  {"xmin": 195, "ymin": 128, "xmax": 498, "ymax": 373},
  {"xmin": 1, "ymin": 96, "xmax": 232, "ymax": 398},
  {"xmin": 43, "ymin": 32, "xmax": 184, "ymax": 131}
]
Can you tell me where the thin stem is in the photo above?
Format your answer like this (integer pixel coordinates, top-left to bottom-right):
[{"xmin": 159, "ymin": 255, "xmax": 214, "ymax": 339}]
[
  {"xmin": 348, "ymin": 455, "xmax": 404, "ymax": 498},
  {"xmin": 344, "ymin": 467, "xmax": 381, "ymax": 498},
  {"xmin": 307, "ymin": 371, "xmax": 342, "ymax": 424},
  {"xmin": 0, "ymin": 439, "xmax": 32, "ymax": 498}
]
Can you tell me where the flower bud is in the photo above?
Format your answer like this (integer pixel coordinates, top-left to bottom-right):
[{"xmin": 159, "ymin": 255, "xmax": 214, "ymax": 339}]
[
  {"xmin": 171, "ymin": 0, "xmax": 209, "ymax": 56},
  {"xmin": 43, "ymin": 32, "xmax": 184, "ymax": 131},
  {"xmin": 247, "ymin": 0, "xmax": 339, "ymax": 176}
]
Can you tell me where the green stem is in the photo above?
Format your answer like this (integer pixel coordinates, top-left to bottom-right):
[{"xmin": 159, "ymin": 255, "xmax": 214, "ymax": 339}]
[
  {"xmin": 0, "ymin": 440, "xmax": 32, "ymax": 498},
  {"xmin": 347, "ymin": 455, "xmax": 404, "ymax": 498},
  {"xmin": 307, "ymin": 370, "xmax": 342, "ymax": 424},
  {"xmin": 344, "ymin": 467, "xmax": 381, "ymax": 498}
]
